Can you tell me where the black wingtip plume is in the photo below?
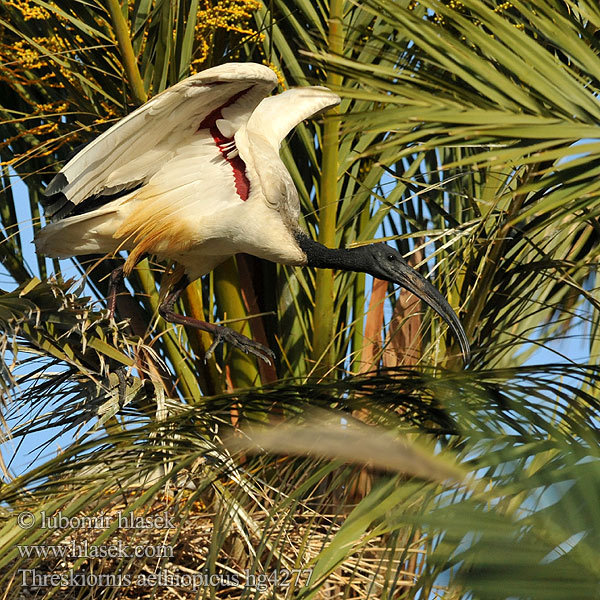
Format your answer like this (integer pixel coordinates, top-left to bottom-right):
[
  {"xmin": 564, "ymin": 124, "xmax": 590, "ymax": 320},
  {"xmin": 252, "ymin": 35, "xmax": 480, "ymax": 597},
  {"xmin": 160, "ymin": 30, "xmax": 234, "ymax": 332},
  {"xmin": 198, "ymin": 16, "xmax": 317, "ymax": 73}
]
[{"xmin": 43, "ymin": 172, "xmax": 68, "ymax": 198}]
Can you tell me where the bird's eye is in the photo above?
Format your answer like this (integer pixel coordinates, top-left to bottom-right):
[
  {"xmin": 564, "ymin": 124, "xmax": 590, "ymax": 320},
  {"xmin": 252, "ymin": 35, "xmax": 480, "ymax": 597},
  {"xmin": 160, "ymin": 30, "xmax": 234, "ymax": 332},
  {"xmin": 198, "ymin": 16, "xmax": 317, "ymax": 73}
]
[{"xmin": 387, "ymin": 254, "xmax": 395, "ymax": 261}]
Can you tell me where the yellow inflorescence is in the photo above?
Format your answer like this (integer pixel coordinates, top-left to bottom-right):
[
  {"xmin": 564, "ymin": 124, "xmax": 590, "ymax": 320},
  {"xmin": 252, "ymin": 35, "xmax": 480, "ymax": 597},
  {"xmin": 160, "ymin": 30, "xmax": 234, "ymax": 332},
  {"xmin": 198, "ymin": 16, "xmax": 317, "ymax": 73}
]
[
  {"xmin": 264, "ymin": 61, "xmax": 285, "ymax": 88},
  {"xmin": 0, "ymin": 0, "xmax": 95, "ymax": 162},
  {"xmin": 4, "ymin": 0, "xmax": 50, "ymax": 21},
  {"xmin": 422, "ymin": 0, "xmax": 523, "ymax": 34},
  {"xmin": 191, "ymin": 0, "xmax": 262, "ymax": 73},
  {"xmin": 93, "ymin": 101, "xmax": 122, "ymax": 125},
  {"xmin": 9, "ymin": 40, "xmax": 45, "ymax": 70},
  {"xmin": 494, "ymin": 1, "xmax": 514, "ymax": 12},
  {"xmin": 37, "ymin": 101, "xmax": 69, "ymax": 114}
]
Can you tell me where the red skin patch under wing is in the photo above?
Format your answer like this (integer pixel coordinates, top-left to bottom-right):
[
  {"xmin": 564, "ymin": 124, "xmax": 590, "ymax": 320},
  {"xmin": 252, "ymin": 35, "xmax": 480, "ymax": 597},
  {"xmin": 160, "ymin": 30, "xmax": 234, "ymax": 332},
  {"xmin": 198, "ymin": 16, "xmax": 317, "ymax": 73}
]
[{"xmin": 198, "ymin": 88, "xmax": 251, "ymax": 201}]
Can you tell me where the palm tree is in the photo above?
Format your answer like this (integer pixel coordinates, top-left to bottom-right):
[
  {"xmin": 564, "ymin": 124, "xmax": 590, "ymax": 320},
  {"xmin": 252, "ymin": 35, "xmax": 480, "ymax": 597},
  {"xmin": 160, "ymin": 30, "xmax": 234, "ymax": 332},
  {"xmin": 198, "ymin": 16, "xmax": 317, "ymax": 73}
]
[{"xmin": 0, "ymin": 0, "xmax": 599, "ymax": 598}]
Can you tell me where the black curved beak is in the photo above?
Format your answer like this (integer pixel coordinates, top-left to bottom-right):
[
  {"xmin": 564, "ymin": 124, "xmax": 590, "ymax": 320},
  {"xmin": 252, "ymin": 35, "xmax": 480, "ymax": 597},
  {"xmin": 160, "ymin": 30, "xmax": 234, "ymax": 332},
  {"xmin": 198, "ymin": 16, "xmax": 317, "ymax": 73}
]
[
  {"xmin": 292, "ymin": 232, "xmax": 470, "ymax": 363},
  {"xmin": 390, "ymin": 265, "xmax": 471, "ymax": 364}
]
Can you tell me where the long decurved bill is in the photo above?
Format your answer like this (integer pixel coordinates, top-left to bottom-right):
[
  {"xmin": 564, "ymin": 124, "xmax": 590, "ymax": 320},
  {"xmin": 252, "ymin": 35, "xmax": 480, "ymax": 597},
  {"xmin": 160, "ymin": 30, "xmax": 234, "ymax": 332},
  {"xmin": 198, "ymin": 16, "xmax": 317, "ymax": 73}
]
[{"xmin": 393, "ymin": 266, "xmax": 471, "ymax": 363}]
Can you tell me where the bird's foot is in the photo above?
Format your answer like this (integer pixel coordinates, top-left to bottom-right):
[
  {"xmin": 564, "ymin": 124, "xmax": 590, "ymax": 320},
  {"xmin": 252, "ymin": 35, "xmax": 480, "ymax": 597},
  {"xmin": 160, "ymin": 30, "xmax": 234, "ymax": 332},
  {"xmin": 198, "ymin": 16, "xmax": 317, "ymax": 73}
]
[{"xmin": 205, "ymin": 325, "xmax": 276, "ymax": 366}]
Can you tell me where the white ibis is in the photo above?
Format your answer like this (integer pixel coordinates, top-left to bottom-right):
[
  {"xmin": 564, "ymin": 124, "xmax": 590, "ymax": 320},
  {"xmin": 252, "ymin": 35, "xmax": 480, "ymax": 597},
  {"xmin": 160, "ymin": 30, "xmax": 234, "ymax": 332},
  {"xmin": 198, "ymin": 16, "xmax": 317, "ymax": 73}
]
[{"xmin": 36, "ymin": 63, "xmax": 470, "ymax": 365}]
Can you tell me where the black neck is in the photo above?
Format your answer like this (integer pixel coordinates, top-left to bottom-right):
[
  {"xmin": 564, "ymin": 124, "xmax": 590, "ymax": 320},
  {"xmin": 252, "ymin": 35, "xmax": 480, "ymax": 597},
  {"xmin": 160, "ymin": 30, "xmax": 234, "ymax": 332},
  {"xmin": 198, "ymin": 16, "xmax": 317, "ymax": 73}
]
[{"xmin": 294, "ymin": 230, "xmax": 368, "ymax": 273}]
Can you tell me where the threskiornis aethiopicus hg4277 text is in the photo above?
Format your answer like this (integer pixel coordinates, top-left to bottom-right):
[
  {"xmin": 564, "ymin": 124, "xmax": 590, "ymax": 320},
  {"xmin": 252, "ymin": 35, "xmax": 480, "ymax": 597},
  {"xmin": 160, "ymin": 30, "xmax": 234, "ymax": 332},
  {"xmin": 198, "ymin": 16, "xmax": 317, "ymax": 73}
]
[{"xmin": 36, "ymin": 63, "xmax": 470, "ymax": 365}]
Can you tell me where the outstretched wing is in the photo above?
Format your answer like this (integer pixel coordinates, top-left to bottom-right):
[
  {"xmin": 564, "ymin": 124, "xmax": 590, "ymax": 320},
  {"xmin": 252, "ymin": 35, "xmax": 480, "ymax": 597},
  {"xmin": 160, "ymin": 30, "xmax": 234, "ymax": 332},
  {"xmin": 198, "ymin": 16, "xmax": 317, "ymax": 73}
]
[
  {"xmin": 43, "ymin": 63, "xmax": 278, "ymax": 221},
  {"xmin": 246, "ymin": 86, "xmax": 340, "ymax": 148},
  {"xmin": 240, "ymin": 86, "xmax": 340, "ymax": 222}
]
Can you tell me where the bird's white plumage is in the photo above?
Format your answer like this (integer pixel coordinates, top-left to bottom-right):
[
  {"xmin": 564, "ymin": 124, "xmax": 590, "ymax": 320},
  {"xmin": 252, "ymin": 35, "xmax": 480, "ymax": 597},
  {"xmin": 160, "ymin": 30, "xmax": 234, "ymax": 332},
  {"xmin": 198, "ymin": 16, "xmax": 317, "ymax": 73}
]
[
  {"xmin": 36, "ymin": 62, "xmax": 340, "ymax": 279},
  {"xmin": 246, "ymin": 87, "xmax": 340, "ymax": 149},
  {"xmin": 240, "ymin": 86, "xmax": 341, "ymax": 221},
  {"xmin": 46, "ymin": 63, "xmax": 278, "ymax": 207},
  {"xmin": 33, "ymin": 65, "xmax": 470, "ymax": 365}
]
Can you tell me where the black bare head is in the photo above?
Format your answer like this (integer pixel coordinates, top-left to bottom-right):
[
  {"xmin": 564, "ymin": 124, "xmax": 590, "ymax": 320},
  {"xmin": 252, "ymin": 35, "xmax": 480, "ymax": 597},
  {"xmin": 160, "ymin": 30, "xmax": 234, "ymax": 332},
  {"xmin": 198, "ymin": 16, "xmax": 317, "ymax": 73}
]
[{"xmin": 295, "ymin": 233, "xmax": 470, "ymax": 363}]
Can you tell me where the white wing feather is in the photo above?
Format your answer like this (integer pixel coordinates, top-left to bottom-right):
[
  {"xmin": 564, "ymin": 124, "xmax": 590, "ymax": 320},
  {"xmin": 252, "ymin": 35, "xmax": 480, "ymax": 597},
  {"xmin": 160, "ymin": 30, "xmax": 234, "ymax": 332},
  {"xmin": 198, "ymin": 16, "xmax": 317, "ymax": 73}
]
[
  {"xmin": 239, "ymin": 87, "xmax": 340, "ymax": 221},
  {"xmin": 37, "ymin": 67, "xmax": 339, "ymax": 274},
  {"xmin": 45, "ymin": 63, "xmax": 278, "ymax": 210},
  {"xmin": 245, "ymin": 87, "xmax": 340, "ymax": 148}
]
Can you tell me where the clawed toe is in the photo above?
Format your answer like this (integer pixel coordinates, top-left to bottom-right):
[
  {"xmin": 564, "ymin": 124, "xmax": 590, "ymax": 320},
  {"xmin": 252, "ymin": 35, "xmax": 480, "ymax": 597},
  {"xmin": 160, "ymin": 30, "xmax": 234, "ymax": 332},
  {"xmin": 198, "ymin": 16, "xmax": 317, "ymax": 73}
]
[
  {"xmin": 158, "ymin": 282, "xmax": 276, "ymax": 366},
  {"xmin": 204, "ymin": 326, "xmax": 275, "ymax": 365}
]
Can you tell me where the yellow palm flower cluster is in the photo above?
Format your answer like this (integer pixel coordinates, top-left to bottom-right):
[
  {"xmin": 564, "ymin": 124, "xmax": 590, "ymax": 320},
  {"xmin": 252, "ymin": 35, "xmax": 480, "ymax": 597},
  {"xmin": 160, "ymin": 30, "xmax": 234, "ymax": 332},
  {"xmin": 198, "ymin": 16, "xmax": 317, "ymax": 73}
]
[
  {"xmin": 4, "ymin": 0, "xmax": 50, "ymax": 20},
  {"xmin": 0, "ymin": 2, "xmax": 78, "ymax": 163},
  {"xmin": 408, "ymin": 1, "xmax": 522, "ymax": 34},
  {"xmin": 191, "ymin": 0, "xmax": 262, "ymax": 71},
  {"xmin": 264, "ymin": 61, "xmax": 285, "ymax": 88}
]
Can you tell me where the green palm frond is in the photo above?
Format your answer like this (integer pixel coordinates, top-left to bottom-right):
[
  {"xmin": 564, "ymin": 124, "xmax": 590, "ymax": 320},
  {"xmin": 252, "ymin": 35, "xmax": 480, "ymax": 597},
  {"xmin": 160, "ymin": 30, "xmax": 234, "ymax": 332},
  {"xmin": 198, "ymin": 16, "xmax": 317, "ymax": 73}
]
[
  {"xmin": 1, "ymin": 0, "xmax": 600, "ymax": 598},
  {"xmin": 2, "ymin": 367, "xmax": 600, "ymax": 598}
]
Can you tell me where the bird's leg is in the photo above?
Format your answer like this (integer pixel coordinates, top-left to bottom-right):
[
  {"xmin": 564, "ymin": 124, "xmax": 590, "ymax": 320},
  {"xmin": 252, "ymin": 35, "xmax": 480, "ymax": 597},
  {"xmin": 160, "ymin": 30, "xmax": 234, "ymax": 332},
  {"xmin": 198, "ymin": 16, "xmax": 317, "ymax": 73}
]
[
  {"xmin": 158, "ymin": 275, "xmax": 276, "ymax": 366},
  {"xmin": 107, "ymin": 265, "xmax": 125, "ymax": 319},
  {"xmin": 107, "ymin": 254, "xmax": 150, "ymax": 320}
]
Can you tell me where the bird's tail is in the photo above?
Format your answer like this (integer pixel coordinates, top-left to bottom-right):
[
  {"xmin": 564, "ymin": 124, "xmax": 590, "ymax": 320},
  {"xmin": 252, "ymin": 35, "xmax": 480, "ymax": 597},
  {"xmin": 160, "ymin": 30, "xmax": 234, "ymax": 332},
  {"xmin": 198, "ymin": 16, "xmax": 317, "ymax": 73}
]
[{"xmin": 35, "ymin": 210, "xmax": 120, "ymax": 258}]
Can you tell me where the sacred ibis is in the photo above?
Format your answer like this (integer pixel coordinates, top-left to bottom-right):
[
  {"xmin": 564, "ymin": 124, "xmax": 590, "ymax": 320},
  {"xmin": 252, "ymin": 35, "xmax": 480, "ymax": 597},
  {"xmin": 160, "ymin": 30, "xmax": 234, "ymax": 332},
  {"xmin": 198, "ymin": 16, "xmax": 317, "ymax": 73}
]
[{"xmin": 36, "ymin": 63, "xmax": 470, "ymax": 365}]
